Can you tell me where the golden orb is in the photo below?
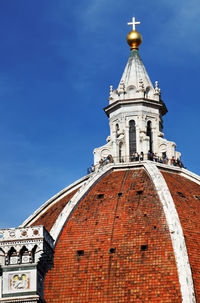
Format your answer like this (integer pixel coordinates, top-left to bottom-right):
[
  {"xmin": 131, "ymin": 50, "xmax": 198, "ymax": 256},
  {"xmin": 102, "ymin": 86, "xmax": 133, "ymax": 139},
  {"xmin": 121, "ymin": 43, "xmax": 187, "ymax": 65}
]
[{"xmin": 127, "ymin": 30, "xmax": 143, "ymax": 49}]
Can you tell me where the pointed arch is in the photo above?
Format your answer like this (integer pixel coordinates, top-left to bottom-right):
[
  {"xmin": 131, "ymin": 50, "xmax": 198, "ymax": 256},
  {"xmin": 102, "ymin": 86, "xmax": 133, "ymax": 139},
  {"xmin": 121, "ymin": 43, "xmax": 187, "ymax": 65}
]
[
  {"xmin": 7, "ymin": 247, "xmax": 17, "ymax": 265},
  {"xmin": 19, "ymin": 246, "xmax": 29, "ymax": 264},
  {"xmin": 32, "ymin": 245, "xmax": 37, "ymax": 263},
  {"xmin": 8, "ymin": 247, "xmax": 17, "ymax": 257}
]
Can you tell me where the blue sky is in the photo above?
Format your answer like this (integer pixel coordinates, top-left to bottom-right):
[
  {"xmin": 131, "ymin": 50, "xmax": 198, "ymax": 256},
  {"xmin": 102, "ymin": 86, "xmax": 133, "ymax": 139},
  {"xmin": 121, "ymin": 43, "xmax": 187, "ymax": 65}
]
[{"xmin": 0, "ymin": 0, "xmax": 200, "ymax": 228}]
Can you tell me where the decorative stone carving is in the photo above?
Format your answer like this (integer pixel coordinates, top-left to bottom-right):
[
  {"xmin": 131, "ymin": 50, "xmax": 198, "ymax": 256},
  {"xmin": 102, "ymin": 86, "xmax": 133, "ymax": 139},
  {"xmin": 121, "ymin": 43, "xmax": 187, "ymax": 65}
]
[
  {"xmin": 0, "ymin": 226, "xmax": 54, "ymax": 303},
  {"xmin": 137, "ymin": 78, "xmax": 145, "ymax": 97},
  {"xmin": 118, "ymin": 80, "xmax": 125, "ymax": 94},
  {"xmin": 10, "ymin": 273, "xmax": 30, "ymax": 291}
]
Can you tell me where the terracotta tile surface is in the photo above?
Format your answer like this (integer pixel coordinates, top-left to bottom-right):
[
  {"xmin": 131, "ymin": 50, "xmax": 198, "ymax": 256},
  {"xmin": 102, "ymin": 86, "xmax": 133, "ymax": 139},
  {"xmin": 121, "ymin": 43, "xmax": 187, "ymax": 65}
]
[
  {"xmin": 44, "ymin": 169, "xmax": 181, "ymax": 302},
  {"xmin": 162, "ymin": 171, "xmax": 200, "ymax": 302},
  {"xmin": 32, "ymin": 188, "xmax": 78, "ymax": 232}
]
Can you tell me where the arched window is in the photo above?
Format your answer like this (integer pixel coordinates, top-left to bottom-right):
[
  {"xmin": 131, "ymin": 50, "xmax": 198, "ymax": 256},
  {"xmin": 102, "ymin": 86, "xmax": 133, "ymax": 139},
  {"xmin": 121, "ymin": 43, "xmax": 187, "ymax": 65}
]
[
  {"xmin": 145, "ymin": 87, "xmax": 151, "ymax": 99},
  {"xmin": 129, "ymin": 120, "xmax": 136, "ymax": 158},
  {"xmin": 7, "ymin": 247, "xmax": 17, "ymax": 265},
  {"xmin": 119, "ymin": 142, "xmax": 123, "ymax": 163},
  {"xmin": 32, "ymin": 245, "xmax": 37, "ymax": 263},
  {"xmin": 115, "ymin": 124, "xmax": 119, "ymax": 138},
  {"xmin": 147, "ymin": 121, "xmax": 153, "ymax": 153}
]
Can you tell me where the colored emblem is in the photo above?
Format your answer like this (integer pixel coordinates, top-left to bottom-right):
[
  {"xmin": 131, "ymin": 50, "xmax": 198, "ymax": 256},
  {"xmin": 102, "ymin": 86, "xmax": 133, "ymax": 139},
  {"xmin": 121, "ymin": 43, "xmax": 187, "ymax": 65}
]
[{"xmin": 11, "ymin": 273, "xmax": 29, "ymax": 290}]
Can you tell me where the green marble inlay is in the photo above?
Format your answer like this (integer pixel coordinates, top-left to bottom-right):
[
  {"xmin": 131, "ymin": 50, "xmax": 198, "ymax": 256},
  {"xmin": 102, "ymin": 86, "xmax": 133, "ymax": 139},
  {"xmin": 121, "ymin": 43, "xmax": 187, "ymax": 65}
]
[
  {"xmin": 3, "ymin": 291, "xmax": 37, "ymax": 297},
  {"xmin": 129, "ymin": 49, "xmax": 139, "ymax": 57}
]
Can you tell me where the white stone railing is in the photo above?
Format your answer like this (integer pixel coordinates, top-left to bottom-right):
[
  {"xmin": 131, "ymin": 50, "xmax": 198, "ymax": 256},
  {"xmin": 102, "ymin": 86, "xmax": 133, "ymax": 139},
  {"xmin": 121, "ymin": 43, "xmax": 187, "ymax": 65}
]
[{"xmin": 88, "ymin": 154, "xmax": 184, "ymax": 174}]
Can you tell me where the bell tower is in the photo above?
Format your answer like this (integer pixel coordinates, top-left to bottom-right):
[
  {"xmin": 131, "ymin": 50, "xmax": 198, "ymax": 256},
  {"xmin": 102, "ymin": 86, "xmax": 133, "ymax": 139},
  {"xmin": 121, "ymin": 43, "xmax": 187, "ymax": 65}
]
[{"xmin": 94, "ymin": 18, "xmax": 180, "ymax": 164}]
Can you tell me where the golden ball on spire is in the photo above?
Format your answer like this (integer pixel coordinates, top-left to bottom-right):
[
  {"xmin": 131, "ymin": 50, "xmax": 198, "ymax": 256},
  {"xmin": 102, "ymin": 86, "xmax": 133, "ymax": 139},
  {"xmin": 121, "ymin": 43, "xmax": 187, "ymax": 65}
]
[{"xmin": 127, "ymin": 30, "xmax": 143, "ymax": 50}]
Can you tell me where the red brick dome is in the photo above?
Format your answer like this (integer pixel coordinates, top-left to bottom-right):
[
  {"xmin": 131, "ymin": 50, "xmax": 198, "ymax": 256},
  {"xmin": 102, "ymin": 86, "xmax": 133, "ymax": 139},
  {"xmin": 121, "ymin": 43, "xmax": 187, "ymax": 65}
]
[{"xmin": 24, "ymin": 162, "xmax": 200, "ymax": 302}]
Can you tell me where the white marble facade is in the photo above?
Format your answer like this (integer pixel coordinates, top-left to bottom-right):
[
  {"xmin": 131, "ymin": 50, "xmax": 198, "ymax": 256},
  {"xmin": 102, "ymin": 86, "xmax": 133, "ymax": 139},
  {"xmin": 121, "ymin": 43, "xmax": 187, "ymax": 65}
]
[{"xmin": 0, "ymin": 226, "xmax": 54, "ymax": 303}]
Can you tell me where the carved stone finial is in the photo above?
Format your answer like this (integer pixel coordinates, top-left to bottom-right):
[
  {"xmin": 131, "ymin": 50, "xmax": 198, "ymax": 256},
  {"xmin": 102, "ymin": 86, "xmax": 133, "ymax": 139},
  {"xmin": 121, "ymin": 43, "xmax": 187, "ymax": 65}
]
[
  {"xmin": 109, "ymin": 85, "xmax": 113, "ymax": 98},
  {"xmin": 119, "ymin": 80, "xmax": 124, "ymax": 90},
  {"xmin": 106, "ymin": 136, "xmax": 111, "ymax": 142},
  {"xmin": 154, "ymin": 81, "xmax": 161, "ymax": 95},
  {"xmin": 118, "ymin": 80, "xmax": 126, "ymax": 98}
]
